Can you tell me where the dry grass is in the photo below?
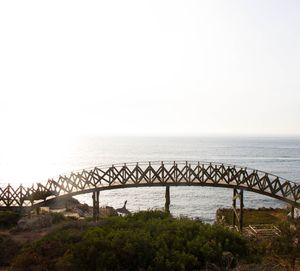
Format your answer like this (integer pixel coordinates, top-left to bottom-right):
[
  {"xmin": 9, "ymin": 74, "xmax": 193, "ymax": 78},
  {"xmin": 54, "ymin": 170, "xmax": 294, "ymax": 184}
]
[{"xmin": 216, "ymin": 208, "xmax": 289, "ymax": 226}]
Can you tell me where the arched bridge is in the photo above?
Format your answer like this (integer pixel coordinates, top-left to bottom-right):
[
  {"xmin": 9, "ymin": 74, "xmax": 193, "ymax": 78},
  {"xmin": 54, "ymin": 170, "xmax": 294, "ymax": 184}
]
[{"xmin": 1, "ymin": 161, "xmax": 300, "ymax": 209}]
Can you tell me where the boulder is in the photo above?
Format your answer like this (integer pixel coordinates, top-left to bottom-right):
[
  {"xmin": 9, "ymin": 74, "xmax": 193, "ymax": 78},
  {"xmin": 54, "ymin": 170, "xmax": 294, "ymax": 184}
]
[{"xmin": 99, "ymin": 206, "xmax": 118, "ymax": 217}]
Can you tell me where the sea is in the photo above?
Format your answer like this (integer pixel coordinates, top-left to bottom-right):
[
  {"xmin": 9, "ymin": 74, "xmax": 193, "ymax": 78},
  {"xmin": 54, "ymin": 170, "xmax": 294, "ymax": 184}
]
[{"xmin": 1, "ymin": 136, "xmax": 300, "ymax": 222}]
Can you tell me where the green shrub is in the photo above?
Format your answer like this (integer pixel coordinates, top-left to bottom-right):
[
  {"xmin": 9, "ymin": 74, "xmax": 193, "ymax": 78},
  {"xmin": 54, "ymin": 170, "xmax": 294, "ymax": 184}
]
[
  {"xmin": 0, "ymin": 211, "xmax": 20, "ymax": 229},
  {"xmin": 0, "ymin": 235, "xmax": 21, "ymax": 266},
  {"xmin": 11, "ymin": 211, "xmax": 249, "ymax": 271},
  {"xmin": 11, "ymin": 227, "xmax": 83, "ymax": 271},
  {"xmin": 267, "ymin": 221, "xmax": 300, "ymax": 269},
  {"xmin": 50, "ymin": 212, "xmax": 66, "ymax": 224}
]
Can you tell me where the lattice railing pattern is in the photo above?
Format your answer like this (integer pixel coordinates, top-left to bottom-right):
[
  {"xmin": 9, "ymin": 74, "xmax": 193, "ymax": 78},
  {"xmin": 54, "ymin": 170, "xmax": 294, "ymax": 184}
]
[{"xmin": 1, "ymin": 161, "xmax": 300, "ymax": 208}]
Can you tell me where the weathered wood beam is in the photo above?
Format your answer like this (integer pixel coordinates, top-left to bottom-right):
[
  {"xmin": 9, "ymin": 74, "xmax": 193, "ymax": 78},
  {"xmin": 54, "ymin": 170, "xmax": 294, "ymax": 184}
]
[
  {"xmin": 92, "ymin": 191, "xmax": 100, "ymax": 221},
  {"xmin": 232, "ymin": 188, "xmax": 237, "ymax": 227},
  {"xmin": 165, "ymin": 186, "xmax": 170, "ymax": 213},
  {"xmin": 239, "ymin": 189, "xmax": 244, "ymax": 232}
]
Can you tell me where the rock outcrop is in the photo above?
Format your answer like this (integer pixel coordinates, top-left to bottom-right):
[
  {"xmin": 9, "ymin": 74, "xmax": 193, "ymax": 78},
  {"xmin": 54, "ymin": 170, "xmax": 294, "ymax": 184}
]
[{"xmin": 116, "ymin": 200, "xmax": 131, "ymax": 216}]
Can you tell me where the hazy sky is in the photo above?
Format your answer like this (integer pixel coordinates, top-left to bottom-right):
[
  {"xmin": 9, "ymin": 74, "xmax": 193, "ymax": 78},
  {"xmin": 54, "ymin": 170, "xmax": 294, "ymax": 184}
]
[{"xmin": 1, "ymin": 0, "xmax": 300, "ymax": 138}]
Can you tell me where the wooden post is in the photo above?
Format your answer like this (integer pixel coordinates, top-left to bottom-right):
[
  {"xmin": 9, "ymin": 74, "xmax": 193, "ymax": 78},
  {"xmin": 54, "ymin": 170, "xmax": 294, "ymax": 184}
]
[
  {"xmin": 239, "ymin": 189, "xmax": 244, "ymax": 232},
  {"xmin": 92, "ymin": 191, "xmax": 100, "ymax": 221},
  {"xmin": 232, "ymin": 188, "xmax": 237, "ymax": 227},
  {"xmin": 96, "ymin": 191, "xmax": 100, "ymax": 220},
  {"xmin": 165, "ymin": 186, "xmax": 170, "ymax": 213},
  {"xmin": 291, "ymin": 206, "xmax": 295, "ymax": 220},
  {"xmin": 92, "ymin": 192, "xmax": 95, "ymax": 220},
  {"xmin": 232, "ymin": 188, "xmax": 244, "ymax": 232}
]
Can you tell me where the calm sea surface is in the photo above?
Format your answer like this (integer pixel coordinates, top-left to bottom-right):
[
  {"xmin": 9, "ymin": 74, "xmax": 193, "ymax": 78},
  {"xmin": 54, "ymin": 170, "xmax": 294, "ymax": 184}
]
[{"xmin": 1, "ymin": 136, "xmax": 300, "ymax": 222}]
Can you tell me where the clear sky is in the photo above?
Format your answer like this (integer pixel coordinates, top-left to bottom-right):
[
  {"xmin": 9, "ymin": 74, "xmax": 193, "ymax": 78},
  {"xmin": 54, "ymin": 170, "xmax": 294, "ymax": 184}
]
[{"xmin": 1, "ymin": 0, "xmax": 300, "ymax": 139}]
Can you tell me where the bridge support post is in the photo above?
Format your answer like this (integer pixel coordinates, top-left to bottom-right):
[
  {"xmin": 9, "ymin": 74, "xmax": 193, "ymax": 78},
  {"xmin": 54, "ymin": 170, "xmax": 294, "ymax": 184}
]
[
  {"xmin": 291, "ymin": 206, "xmax": 295, "ymax": 219},
  {"xmin": 165, "ymin": 186, "xmax": 170, "ymax": 213},
  {"xmin": 92, "ymin": 191, "xmax": 100, "ymax": 221},
  {"xmin": 232, "ymin": 188, "xmax": 237, "ymax": 227},
  {"xmin": 239, "ymin": 189, "xmax": 244, "ymax": 232},
  {"xmin": 232, "ymin": 188, "xmax": 244, "ymax": 232}
]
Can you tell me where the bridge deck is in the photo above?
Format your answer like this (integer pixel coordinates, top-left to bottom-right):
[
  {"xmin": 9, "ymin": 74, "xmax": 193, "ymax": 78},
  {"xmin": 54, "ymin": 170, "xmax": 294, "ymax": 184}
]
[{"xmin": 0, "ymin": 161, "xmax": 299, "ymax": 208}]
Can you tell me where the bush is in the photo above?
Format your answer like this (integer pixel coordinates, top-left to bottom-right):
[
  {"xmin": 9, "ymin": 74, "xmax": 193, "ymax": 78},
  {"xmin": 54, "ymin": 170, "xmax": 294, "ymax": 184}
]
[
  {"xmin": 0, "ymin": 211, "xmax": 20, "ymax": 229},
  {"xmin": 0, "ymin": 235, "xmax": 21, "ymax": 266},
  {"xmin": 267, "ymin": 221, "xmax": 300, "ymax": 270},
  {"xmin": 11, "ymin": 211, "xmax": 249, "ymax": 271},
  {"xmin": 11, "ymin": 227, "xmax": 83, "ymax": 271},
  {"xmin": 50, "ymin": 212, "xmax": 66, "ymax": 224}
]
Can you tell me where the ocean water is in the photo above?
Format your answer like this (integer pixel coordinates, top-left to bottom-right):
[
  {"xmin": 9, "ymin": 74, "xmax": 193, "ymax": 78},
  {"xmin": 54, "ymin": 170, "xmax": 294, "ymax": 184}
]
[{"xmin": 1, "ymin": 136, "xmax": 300, "ymax": 222}]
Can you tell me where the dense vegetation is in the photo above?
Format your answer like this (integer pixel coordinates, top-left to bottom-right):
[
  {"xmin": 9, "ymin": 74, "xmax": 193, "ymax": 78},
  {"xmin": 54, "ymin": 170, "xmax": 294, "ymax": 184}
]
[
  {"xmin": 0, "ymin": 211, "xmax": 20, "ymax": 229},
  {"xmin": 10, "ymin": 211, "xmax": 250, "ymax": 271},
  {"xmin": 267, "ymin": 222, "xmax": 300, "ymax": 270},
  {"xmin": 0, "ymin": 235, "xmax": 21, "ymax": 266},
  {"xmin": 0, "ymin": 210, "xmax": 298, "ymax": 270}
]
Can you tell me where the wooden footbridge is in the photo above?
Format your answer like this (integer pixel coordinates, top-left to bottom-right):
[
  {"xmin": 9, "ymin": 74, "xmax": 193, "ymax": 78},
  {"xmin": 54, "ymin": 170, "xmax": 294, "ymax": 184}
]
[{"xmin": 1, "ymin": 161, "xmax": 300, "ymax": 230}]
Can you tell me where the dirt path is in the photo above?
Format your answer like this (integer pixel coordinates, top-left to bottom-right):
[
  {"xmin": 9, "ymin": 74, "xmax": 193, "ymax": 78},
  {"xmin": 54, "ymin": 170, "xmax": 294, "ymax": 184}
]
[{"xmin": 0, "ymin": 229, "xmax": 48, "ymax": 244}]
